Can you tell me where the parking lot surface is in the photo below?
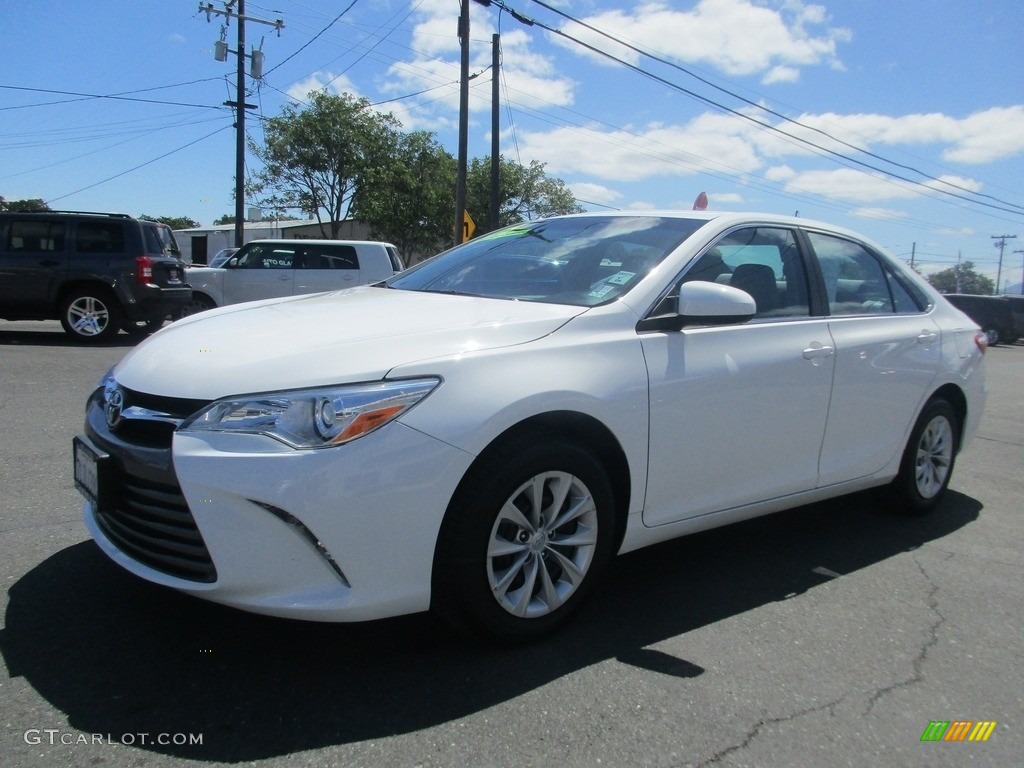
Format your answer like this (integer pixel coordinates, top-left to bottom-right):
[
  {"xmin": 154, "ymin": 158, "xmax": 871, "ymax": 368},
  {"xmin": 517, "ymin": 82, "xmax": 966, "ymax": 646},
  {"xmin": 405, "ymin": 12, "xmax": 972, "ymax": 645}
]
[{"xmin": 1, "ymin": 321, "xmax": 1021, "ymax": 767}]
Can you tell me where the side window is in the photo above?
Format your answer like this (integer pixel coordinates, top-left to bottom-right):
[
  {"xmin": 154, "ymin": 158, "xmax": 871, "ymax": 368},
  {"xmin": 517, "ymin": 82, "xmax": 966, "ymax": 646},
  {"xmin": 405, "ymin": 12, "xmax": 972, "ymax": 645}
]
[
  {"xmin": 6, "ymin": 220, "xmax": 65, "ymax": 252},
  {"xmin": 683, "ymin": 227, "xmax": 811, "ymax": 318},
  {"xmin": 299, "ymin": 244, "xmax": 358, "ymax": 269},
  {"xmin": 235, "ymin": 244, "xmax": 297, "ymax": 269},
  {"xmin": 805, "ymin": 232, "xmax": 919, "ymax": 315},
  {"xmin": 76, "ymin": 222, "xmax": 125, "ymax": 254}
]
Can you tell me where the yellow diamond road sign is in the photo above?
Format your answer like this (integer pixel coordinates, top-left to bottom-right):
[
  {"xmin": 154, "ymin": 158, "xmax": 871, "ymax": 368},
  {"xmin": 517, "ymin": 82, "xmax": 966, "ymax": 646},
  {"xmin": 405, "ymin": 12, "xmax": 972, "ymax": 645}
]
[{"xmin": 463, "ymin": 211, "xmax": 476, "ymax": 240}]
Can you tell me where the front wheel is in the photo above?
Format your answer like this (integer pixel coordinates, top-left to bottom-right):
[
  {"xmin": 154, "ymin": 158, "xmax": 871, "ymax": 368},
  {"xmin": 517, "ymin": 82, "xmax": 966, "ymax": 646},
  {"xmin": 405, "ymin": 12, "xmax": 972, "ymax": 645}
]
[
  {"xmin": 983, "ymin": 327, "xmax": 999, "ymax": 346},
  {"xmin": 433, "ymin": 435, "xmax": 616, "ymax": 642},
  {"xmin": 881, "ymin": 399, "xmax": 960, "ymax": 515}
]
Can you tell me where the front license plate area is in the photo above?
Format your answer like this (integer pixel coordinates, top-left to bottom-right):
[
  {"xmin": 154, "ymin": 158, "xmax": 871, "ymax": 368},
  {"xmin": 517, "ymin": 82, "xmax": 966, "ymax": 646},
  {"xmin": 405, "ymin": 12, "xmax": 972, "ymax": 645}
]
[{"xmin": 73, "ymin": 436, "xmax": 115, "ymax": 511}]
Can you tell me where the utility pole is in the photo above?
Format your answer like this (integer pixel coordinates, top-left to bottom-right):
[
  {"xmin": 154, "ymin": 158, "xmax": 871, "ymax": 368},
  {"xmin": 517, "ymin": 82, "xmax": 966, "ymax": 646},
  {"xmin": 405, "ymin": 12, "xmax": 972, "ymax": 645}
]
[
  {"xmin": 454, "ymin": 0, "xmax": 470, "ymax": 245},
  {"xmin": 909, "ymin": 242, "xmax": 915, "ymax": 270},
  {"xmin": 991, "ymin": 234, "xmax": 1017, "ymax": 296},
  {"xmin": 490, "ymin": 33, "xmax": 500, "ymax": 231},
  {"xmin": 200, "ymin": 1, "xmax": 283, "ymax": 247}
]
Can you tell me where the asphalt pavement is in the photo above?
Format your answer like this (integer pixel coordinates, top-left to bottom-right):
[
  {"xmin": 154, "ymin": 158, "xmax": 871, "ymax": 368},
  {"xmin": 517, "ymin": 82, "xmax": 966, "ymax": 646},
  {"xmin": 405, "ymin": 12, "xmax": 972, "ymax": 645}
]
[{"xmin": 0, "ymin": 320, "xmax": 1021, "ymax": 768}]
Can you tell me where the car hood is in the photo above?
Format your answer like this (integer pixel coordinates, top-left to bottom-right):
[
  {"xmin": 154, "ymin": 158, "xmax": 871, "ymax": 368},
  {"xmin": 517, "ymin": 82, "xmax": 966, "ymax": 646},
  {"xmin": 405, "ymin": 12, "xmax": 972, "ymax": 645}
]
[{"xmin": 113, "ymin": 286, "xmax": 586, "ymax": 399}]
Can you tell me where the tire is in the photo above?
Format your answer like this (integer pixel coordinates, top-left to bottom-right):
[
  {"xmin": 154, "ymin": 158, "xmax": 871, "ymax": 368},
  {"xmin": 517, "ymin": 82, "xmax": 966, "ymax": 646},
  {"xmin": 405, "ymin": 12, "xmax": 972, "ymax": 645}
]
[
  {"xmin": 983, "ymin": 327, "xmax": 999, "ymax": 346},
  {"xmin": 179, "ymin": 295, "xmax": 215, "ymax": 318},
  {"xmin": 881, "ymin": 399, "xmax": 960, "ymax": 515},
  {"xmin": 59, "ymin": 288, "xmax": 122, "ymax": 342},
  {"xmin": 433, "ymin": 434, "xmax": 617, "ymax": 642}
]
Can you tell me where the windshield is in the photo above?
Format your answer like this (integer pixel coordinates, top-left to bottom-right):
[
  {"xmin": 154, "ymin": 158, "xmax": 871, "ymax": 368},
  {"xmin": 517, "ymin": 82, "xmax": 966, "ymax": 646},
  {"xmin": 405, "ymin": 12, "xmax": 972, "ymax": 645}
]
[{"xmin": 388, "ymin": 215, "xmax": 709, "ymax": 306}]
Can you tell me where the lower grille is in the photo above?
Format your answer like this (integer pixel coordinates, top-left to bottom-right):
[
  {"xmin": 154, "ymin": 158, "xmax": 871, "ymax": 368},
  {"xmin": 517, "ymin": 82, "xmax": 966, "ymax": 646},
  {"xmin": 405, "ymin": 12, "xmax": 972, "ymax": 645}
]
[{"xmin": 95, "ymin": 472, "xmax": 217, "ymax": 583}]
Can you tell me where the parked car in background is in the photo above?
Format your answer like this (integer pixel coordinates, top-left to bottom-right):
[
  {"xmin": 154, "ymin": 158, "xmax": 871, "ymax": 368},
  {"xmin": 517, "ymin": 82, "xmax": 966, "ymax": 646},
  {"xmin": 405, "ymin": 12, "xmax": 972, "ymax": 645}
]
[
  {"xmin": 0, "ymin": 210, "xmax": 190, "ymax": 341},
  {"xmin": 1003, "ymin": 295, "xmax": 1024, "ymax": 340},
  {"xmin": 179, "ymin": 239, "xmax": 403, "ymax": 317},
  {"xmin": 75, "ymin": 212, "xmax": 987, "ymax": 641},
  {"xmin": 943, "ymin": 294, "xmax": 1018, "ymax": 345},
  {"xmin": 207, "ymin": 247, "xmax": 238, "ymax": 269}
]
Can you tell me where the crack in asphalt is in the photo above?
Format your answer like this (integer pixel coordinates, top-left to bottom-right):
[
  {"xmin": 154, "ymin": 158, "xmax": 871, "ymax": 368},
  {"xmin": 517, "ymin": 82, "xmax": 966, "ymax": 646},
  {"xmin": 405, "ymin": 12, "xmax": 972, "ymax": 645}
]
[
  {"xmin": 862, "ymin": 552, "xmax": 950, "ymax": 716},
  {"xmin": 695, "ymin": 696, "xmax": 845, "ymax": 767}
]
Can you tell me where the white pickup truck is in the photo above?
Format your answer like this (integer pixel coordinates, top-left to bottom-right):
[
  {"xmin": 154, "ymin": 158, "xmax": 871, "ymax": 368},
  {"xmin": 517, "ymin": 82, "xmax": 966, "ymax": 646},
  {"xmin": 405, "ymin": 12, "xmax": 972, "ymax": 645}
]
[{"xmin": 180, "ymin": 239, "xmax": 404, "ymax": 316}]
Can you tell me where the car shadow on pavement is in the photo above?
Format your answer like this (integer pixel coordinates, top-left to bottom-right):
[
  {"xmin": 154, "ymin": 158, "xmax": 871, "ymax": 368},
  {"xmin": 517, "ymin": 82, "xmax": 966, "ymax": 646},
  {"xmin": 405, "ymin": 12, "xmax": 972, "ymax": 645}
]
[
  {"xmin": 0, "ymin": 490, "xmax": 981, "ymax": 762},
  {"xmin": 0, "ymin": 328, "xmax": 142, "ymax": 347}
]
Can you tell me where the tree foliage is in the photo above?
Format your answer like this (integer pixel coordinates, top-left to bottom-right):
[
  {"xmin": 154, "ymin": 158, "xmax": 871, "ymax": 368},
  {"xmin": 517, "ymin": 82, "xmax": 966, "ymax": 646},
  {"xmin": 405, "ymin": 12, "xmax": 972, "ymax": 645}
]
[
  {"xmin": 0, "ymin": 197, "xmax": 50, "ymax": 212},
  {"xmin": 140, "ymin": 214, "xmax": 199, "ymax": 230},
  {"xmin": 352, "ymin": 131, "xmax": 456, "ymax": 264},
  {"xmin": 927, "ymin": 261, "xmax": 995, "ymax": 295},
  {"xmin": 465, "ymin": 157, "xmax": 583, "ymax": 234},
  {"xmin": 247, "ymin": 91, "xmax": 401, "ymax": 239}
]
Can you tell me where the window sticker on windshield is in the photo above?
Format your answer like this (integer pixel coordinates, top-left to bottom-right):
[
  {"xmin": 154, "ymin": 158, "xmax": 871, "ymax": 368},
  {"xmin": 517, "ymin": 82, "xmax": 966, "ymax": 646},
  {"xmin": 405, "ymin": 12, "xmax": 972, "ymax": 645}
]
[
  {"xmin": 589, "ymin": 284, "xmax": 616, "ymax": 299},
  {"xmin": 475, "ymin": 226, "xmax": 533, "ymax": 242},
  {"xmin": 606, "ymin": 271, "xmax": 636, "ymax": 285}
]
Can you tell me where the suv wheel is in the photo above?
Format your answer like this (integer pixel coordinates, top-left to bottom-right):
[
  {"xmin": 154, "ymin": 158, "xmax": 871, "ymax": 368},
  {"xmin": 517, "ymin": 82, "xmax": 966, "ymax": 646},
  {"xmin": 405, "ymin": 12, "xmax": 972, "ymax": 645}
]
[{"xmin": 60, "ymin": 288, "xmax": 122, "ymax": 342}]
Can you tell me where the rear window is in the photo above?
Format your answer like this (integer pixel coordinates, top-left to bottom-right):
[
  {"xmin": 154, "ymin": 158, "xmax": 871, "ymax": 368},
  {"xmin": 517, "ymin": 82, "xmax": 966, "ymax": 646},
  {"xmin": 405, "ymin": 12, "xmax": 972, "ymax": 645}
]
[{"xmin": 76, "ymin": 221, "xmax": 125, "ymax": 254}]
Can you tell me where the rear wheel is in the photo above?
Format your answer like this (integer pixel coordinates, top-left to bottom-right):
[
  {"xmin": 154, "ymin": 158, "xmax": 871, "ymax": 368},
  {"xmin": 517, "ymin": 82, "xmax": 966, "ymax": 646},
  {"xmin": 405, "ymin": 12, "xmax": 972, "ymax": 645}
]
[
  {"xmin": 882, "ymin": 398, "xmax": 959, "ymax": 515},
  {"xmin": 59, "ymin": 288, "xmax": 122, "ymax": 342},
  {"xmin": 179, "ymin": 295, "xmax": 215, "ymax": 318},
  {"xmin": 433, "ymin": 434, "xmax": 616, "ymax": 642}
]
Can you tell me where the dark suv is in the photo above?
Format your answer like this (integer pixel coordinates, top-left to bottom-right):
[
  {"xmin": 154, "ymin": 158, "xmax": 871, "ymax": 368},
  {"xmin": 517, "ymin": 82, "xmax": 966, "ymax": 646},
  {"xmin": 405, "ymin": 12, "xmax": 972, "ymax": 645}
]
[
  {"xmin": 943, "ymin": 293, "xmax": 1018, "ymax": 346},
  {"xmin": 0, "ymin": 211, "xmax": 191, "ymax": 342}
]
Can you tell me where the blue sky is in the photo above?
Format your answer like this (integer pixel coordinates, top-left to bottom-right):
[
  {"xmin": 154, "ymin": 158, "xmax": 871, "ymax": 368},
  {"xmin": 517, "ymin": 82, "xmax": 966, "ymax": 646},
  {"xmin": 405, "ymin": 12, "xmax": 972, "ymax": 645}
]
[{"xmin": 2, "ymin": 0, "xmax": 1022, "ymax": 288}]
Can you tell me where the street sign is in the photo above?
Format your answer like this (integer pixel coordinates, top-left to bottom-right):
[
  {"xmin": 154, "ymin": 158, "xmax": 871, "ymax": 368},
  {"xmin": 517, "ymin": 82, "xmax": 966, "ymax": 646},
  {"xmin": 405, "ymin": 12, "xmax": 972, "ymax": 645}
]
[{"xmin": 463, "ymin": 211, "xmax": 476, "ymax": 240}]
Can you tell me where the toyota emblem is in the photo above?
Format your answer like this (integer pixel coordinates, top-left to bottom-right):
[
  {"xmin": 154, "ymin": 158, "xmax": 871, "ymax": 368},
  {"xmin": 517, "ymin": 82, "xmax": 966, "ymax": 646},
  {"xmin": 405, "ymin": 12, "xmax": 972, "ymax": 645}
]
[{"xmin": 105, "ymin": 386, "xmax": 125, "ymax": 430}]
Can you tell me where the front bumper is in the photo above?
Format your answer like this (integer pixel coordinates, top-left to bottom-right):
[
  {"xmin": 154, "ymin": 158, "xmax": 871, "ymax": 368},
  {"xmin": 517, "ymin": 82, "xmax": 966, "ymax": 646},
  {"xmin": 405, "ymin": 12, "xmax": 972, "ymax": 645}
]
[{"xmin": 80, "ymin": 388, "xmax": 474, "ymax": 622}]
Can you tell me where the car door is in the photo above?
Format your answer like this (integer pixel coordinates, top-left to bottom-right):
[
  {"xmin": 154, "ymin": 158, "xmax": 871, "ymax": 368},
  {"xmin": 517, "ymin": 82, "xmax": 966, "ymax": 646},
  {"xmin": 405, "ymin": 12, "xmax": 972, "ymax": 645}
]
[
  {"xmin": 293, "ymin": 243, "xmax": 360, "ymax": 295},
  {"xmin": 0, "ymin": 217, "xmax": 68, "ymax": 312},
  {"xmin": 641, "ymin": 226, "xmax": 835, "ymax": 527},
  {"xmin": 223, "ymin": 243, "xmax": 297, "ymax": 304},
  {"xmin": 803, "ymin": 230, "xmax": 942, "ymax": 486}
]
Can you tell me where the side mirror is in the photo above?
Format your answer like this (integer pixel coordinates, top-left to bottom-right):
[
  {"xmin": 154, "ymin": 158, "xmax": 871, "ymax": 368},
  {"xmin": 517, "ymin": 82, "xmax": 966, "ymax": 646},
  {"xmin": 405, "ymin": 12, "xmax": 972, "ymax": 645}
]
[
  {"xmin": 637, "ymin": 280, "xmax": 756, "ymax": 332},
  {"xmin": 225, "ymin": 255, "xmax": 239, "ymax": 268},
  {"xmin": 677, "ymin": 280, "xmax": 756, "ymax": 325}
]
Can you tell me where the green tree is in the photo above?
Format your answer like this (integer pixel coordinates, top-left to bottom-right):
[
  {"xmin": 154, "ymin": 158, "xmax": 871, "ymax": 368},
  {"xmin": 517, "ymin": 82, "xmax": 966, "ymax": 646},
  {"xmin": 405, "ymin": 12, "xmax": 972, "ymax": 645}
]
[
  {"xmin": 213, "ymin": 214, "xmax": 236, "ymax": 225},
  {"xmin": 140, "ymin": 214, "xmax": 199, "ymax": 230},
  {"xmin": 927, "ymin": 261, "xmax": 995, "ymax": 295},
  {"xmin": 247, "ymin": 91, "xmax": 401, "ymax": 238},
  {"xmin": 465, "ymin": 157, "xmax": 582, "ymax": 234},
  {"xmin": 352, "ymin": 131, "xmax": 456, "ymax": 263},
  {"xmin": 0, "ymin": 197, "xmax": 50, "ymax": 212}
]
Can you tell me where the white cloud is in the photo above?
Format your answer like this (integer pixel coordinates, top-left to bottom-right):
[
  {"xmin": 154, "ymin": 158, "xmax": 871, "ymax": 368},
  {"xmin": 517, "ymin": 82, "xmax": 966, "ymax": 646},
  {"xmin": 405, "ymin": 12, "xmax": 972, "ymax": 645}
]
[
  {"xmin": 710, "ymin": 192, "xmax": 745, "ymax": 205},
  {"xmin": 554, "ymin": 0, "xmax": 849, "ymax": 79},
  {"xmin": 853, "ymin": 207, "xmax": 909, "ymax": 221},
  {"xmin": 942, "ymin": 106, "xmax": 1024, "ymax": 163},
  {"xmin": 285, "ymin": 72, "xmax": 361, "ymax": 103},
  {"xmin": 517, "ymin": 119, "xmax": 763, "ymax": 181},
  {"xmin": 168, "ymin": 33, "xmax": 186, "ymax": 44},
  {"xmin": 570, "ymin": 182, "xmax": 623, "ymax": 207},
  {"xmin": 782, "ymin": 168, "xmax": 919, "ymax": 202}
]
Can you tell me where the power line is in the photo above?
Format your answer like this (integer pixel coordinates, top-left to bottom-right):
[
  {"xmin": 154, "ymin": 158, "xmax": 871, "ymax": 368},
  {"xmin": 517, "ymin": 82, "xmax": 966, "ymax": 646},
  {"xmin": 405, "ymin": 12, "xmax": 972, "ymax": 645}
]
[
  {"xmin": 0, "ymin": 84, "xmax": 227, "ymax": 111},
  {"xmin": 475, "ymin": 0, "xmax": 1023, "ymax": 219},
  {"xmin": 45, "ymin": 125, "xmax": 232, "ymax": 205},
  {"xmin": 526, "ymin": 0, "xmax": 1024, "ymax": 215}
]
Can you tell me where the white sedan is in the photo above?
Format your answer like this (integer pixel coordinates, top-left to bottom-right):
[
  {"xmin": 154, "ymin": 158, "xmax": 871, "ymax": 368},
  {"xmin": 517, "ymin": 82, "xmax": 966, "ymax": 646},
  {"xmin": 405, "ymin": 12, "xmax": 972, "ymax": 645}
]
[{"xmin": 73, "ymin": 212, "xmax": 987, "ymax": 641}]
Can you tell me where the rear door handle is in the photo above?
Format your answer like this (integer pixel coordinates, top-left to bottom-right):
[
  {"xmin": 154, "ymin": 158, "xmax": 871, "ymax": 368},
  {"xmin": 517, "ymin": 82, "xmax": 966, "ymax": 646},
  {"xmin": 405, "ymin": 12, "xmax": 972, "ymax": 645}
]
[{"xmin": 916, "ymin": 330, "xmax": 938, "ymax": 344}]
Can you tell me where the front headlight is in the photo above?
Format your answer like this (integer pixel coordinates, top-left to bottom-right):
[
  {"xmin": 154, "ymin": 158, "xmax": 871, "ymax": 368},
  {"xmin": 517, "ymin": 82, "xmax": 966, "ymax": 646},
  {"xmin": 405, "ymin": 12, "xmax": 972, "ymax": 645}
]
[{"xmin": 179, "ymin": 378, "xmax": 440, "ymax": 449}]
